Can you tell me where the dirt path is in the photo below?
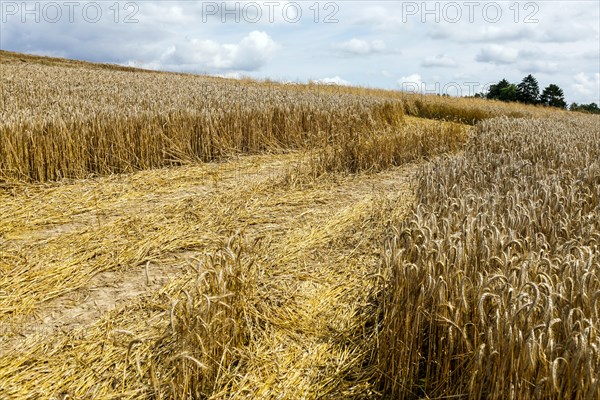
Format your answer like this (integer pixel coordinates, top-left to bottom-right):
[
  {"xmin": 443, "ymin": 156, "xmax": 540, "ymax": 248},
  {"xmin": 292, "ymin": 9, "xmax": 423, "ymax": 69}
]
[
  {"xmin": 0, "ymin": 154, "xmax": 301, "ymax": 351},
  {"xmin": 0, "ymin": 153, "xmax": 419, "ymax": 398}
]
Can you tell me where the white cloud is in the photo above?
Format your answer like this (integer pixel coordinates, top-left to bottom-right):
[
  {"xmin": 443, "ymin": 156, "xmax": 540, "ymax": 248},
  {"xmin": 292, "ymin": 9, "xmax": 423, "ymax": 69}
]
[
  {"xmin": 128, "ymin": 31, "xmax": 278, "ymax": 73},
  {"xmin": 429, "ymin": 26, "xmax": 536, "ymax": 43},
  {"xmin": 421, "ymin": 54, "xmax": 457, "ymax": 68},
  {"xmin": 354, "ymin": 6, "xmax": 404, "ymax": 31},
  {"xmin": 213, "ymin": 72, "xmax": 243, "ymax": 80},
  {"xmin": 143, "ymin": 1, "xmax": 302, "ymax": 25},
  {"xmin": 399, "ymin": 73, "xmax": 422, "ymax": 83},
  {"xmin": 476, "ymin": 45, "xmax": 519, "ymax": 64},
  {"xmin": 124, "ymin": 60, "xmax": 163, "ymax": 71},
  {"xmin": 398, "ymin": 74, "xmax": 431, "ymax": 93},
  {"xmin": 538, "ymin": 24, "xmax": 594, "ymax": 43},
  {"xmin": 572, "ymin": 72, "xmax": 600, "ymax": 100},
  {"xmin": 518, "ymin": 61, "xmax": 559, "ymax": 74},
  {"xmin": 231, "ymin": 31, "xmax": 279, "ymax": 69},
  {"xmin": 314, "ymin": 76, "xmax": 352, "ymax": 86},
  {"xmin": 333, "ymin": 38, "xmax": 387, "ymax": 56},
  {"xmin": 477, "ymin": 26, "xmax": 536, "ymax": 42}
]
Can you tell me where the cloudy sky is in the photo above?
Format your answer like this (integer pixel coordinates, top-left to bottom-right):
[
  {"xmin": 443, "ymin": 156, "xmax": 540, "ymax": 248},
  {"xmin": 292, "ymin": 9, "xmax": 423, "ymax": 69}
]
[{"xmin": 1, "ymin": 1, "xmax": 599, "ymax": 103}]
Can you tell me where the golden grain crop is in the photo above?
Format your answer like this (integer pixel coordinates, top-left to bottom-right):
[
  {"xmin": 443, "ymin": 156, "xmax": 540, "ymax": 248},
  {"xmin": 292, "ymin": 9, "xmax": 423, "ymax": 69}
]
[
  {"xmin": 0, "ymin": 52, "xmax": 404, "ymax": 182},
  {"xmin": 0, "ymin": 51, "xmax": 557, "ymax": 183},
  {"xmin": 379, "ymin": 114, "xmax": 600, "ymax": 399}
]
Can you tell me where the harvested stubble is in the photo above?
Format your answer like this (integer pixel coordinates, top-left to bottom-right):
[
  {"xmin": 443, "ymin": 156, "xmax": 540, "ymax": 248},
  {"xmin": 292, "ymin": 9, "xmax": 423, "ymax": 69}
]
[
  {"xmin": 1, "ymin": 236, "xmax": 258, "ymax": 399},
  {"xmin": 0, "ymin": 153, "xmax": 420, "ymax": 399},
  {"xmin": 0, "ymin": 154, "xmax": 299, "ymax": 325},
  {"xmin": 379, "ymin": 114, "xmax": 600, "ymax": 399}
]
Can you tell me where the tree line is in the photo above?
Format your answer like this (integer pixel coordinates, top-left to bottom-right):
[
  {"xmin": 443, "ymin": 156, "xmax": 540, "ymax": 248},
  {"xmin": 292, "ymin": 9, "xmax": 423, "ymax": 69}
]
[{"xmin": 474, "ymin": 74, "xmax": 599, "ymax": 114}]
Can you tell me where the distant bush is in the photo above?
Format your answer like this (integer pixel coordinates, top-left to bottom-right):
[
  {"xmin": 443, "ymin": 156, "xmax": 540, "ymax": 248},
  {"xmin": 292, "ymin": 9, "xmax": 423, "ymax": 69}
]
[{"xmin": 570, "ymin": 102, "xmax": 600, "ymax": 114}]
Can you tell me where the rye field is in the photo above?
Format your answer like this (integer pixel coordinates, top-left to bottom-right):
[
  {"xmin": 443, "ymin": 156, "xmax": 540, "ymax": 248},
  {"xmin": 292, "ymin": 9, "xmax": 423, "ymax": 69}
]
[{"xmin": 0, "ymin": 50, "xmax": 598, "ymax": 399}]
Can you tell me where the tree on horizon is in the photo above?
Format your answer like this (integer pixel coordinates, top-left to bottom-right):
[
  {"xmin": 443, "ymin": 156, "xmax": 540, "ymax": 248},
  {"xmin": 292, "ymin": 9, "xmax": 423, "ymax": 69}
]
[
  {"xmin": 486, "ymin": 79, "xmax": 510, "ymax": 100},
  {"xmin": 487, "ymin": 79, "xmax": 518, "ymax": 102},
  {"xmin": 516, "ymin": 74, "xmax": 540, "ymax": 104},
  {"xmin": 540, "ymin": 84, "xmax": 567, "ymax": 108}
]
